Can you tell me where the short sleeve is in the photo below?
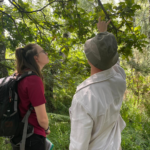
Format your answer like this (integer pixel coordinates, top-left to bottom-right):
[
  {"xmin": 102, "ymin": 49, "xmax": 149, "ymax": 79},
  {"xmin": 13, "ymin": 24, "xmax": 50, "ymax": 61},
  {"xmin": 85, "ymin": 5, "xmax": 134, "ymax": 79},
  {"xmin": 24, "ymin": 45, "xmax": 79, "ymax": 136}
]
[{"xmin": 26, "ymin": 75, "xmax": 46, "ymax": 107}]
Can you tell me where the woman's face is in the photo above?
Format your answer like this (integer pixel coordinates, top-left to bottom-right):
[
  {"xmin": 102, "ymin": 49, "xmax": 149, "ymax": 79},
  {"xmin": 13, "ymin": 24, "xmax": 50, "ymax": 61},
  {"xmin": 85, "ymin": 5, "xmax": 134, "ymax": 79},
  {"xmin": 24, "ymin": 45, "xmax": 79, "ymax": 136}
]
[{"xmin": 34, "ymin": 45, "xmax": 49, "ymax": 70}]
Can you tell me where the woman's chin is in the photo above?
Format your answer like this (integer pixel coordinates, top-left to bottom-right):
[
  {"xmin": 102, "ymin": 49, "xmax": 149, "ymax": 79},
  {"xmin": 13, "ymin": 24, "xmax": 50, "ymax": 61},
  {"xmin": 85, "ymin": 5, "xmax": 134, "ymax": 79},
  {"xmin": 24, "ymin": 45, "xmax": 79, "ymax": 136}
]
[{"xmin": 46, "ymin": 60, "xmax": 49, "ymax": 65}]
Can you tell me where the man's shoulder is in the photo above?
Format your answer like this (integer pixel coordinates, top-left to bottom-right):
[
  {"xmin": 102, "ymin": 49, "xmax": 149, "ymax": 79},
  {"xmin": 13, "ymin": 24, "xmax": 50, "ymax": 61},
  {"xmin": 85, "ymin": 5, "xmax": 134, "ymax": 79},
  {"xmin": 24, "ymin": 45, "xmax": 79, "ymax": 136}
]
[
  {"xmin": 76, "ymin": 67, "xmax": 118, "ymax": 93},
  {"xmin": 73, "ymin": 84, "xmax": 103, "ymax": 108},
  {"xmin": 72, "ymin": 86, "xmax": 105, "ymax": 120}
]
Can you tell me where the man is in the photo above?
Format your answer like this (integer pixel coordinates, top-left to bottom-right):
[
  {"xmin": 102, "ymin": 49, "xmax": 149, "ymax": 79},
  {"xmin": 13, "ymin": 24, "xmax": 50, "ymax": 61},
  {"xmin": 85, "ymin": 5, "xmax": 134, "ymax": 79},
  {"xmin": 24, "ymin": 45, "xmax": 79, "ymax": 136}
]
[{"xmin": 69, "ymin": 17, "xmax": 126, "ymax": 150}]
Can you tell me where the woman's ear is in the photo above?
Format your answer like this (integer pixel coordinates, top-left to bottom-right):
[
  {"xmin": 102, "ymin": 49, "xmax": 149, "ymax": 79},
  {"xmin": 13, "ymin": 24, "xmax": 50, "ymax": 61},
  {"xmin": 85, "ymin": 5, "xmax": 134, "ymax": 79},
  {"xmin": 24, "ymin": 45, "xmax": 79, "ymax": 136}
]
[{"xmin": 34, "ymin": 55, "xmax": 38, "ymax": 62}]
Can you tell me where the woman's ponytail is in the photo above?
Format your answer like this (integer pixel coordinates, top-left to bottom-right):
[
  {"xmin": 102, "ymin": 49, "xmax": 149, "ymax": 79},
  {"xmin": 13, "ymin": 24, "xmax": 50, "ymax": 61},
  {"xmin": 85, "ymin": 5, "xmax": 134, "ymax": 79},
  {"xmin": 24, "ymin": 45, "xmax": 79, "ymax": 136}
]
[
  {"xmin": 15, "ymin": 48, "xmax": 25, "ymax": 73},
  {"xmin": 15, "ymin": 44, "xmax": 43, "ymax": 80}
]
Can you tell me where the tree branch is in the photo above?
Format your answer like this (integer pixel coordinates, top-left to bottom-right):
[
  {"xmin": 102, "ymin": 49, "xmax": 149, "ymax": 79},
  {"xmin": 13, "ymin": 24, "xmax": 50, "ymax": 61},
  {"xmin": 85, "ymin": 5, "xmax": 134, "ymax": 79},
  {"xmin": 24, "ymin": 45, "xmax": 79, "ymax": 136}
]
[
  {"xmin": 0, "ymin": 10, "xmax": 24, "ymax": 44},
  {"xmin": 0, "ymin": 59, "xmax": 15, "ymax": 61},
  {"xmin": 20, "ymin": 10, "xmax": 49, "ymax": 43},
  {"xmin": 0, "ymin": 63, "xmax": 14, "ymax": 70},
  {"xmin": 29, "ymin": 15, "xmax": 48, "ymax": 43},
  {"xmin": 97, "ymin": 0, "xmax": 118, "ymax": 31},
  {"xmin": 9, "ymin": 0, "xmax": 68, "ymax": 14},
  {"xmin": 21, "ymin": 13, "xmax": 33, "ymax": 39}
]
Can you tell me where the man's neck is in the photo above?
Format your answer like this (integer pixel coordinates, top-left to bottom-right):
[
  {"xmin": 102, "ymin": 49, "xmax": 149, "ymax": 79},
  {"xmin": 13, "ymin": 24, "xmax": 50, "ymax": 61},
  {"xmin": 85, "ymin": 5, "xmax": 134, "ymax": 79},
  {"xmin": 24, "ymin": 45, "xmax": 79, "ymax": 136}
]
[{"xmin": 90, "ymin": 67, "xmax": 102, "ymax": 76}]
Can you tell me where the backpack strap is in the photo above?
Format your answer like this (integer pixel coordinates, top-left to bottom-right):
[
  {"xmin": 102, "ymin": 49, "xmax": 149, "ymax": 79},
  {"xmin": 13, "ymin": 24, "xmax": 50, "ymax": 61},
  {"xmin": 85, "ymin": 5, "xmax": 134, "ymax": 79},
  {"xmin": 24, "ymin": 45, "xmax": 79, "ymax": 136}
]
[
  {"xmin": 13, "ymin": 71, "xmax": 37, "ymax": 116},
  {"xmin": 14, "ymin": 92, "xmax": 18, "ymax": 112},
  {"xmin": 20, "ymin": 106, "xmax": 34, "ymax": 150},
  {"xmin": 16, "ymin": 71, "xmax": 37, "ymax": 82},
  {"xmin": 16, "ymin": 71, "xmax": 37, "ymax": 150}
]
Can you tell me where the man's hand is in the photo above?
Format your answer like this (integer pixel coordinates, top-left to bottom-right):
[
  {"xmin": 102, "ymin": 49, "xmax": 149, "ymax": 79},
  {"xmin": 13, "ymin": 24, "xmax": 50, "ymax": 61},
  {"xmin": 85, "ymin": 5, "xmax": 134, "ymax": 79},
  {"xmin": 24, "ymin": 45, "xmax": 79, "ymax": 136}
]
[{"xmin": 97, "ymin": 17, "xmax": 111, "ymax": 33}]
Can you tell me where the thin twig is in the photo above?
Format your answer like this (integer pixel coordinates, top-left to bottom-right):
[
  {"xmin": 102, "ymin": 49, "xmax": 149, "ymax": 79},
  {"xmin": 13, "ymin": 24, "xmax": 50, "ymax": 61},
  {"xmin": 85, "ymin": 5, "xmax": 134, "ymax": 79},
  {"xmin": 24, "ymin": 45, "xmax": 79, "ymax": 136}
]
[
  {"xmin": 97, "ymin": 0, "xmax": 118, "ymax": 31},
  {"xmin": 0, "ymin": 10, "xmax": 24, "ymax": 43},
  {"xmin": 23, "ymin": 12, "xmax": 49, "ymax": 43},
  {"xmin": 10, "ymin": 0, "xmax": 68, "ymax": 13},
  {"xmin": 21, "ymin": 13, "xmax": 33, "ymax": 40},
  {"xmin": 0, "ymin": 63, "xmax": 14, "ymax": 70}
]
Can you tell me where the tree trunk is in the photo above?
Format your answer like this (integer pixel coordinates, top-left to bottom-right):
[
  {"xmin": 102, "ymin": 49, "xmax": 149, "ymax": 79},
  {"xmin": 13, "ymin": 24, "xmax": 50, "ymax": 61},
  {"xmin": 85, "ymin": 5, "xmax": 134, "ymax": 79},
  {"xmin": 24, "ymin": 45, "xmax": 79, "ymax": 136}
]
[
  {"xmin": 0, "ymin": 4, "xmax": 8, "ymax": 78},
  {"xmin": 45, "ymin": 69, "xmax": 55, "ymax": 113},
  {"xmin": 149, "ymin": 0, "xmax": 150, "ymax": 43},
  {"xmin": 0, "ymin": 43, "xmax": 8, "ymax": 77}
]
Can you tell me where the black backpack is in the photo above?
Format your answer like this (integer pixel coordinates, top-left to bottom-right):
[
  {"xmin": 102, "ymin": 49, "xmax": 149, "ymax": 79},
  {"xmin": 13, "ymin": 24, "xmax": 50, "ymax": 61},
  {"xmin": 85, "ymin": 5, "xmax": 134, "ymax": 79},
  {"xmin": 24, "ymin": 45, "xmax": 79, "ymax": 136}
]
[{"xmin": 0, "ymin": 71, "xmax": 36, "ymax": 150}]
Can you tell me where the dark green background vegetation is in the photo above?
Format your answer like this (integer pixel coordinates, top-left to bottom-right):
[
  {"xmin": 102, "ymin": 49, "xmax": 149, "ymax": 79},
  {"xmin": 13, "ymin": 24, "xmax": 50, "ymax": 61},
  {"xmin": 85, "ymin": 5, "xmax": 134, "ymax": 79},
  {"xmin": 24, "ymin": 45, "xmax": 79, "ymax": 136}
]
[{"xmin": 0, "ymin": 0, "xmax": 150, "ymax": 149}]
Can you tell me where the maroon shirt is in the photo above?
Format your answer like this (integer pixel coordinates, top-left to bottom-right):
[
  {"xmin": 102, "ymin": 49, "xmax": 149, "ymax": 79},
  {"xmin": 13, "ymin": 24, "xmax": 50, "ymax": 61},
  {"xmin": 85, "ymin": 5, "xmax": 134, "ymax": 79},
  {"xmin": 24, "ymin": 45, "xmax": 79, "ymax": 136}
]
[{"xmin": 18, "ymin": 75, "xmax": 46, "ymax": 137}]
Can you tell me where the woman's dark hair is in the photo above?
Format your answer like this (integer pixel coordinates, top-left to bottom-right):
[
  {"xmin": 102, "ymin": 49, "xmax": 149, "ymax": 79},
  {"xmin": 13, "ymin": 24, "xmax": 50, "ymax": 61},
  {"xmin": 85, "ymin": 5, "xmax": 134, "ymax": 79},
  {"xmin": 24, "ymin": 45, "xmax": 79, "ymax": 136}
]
[{"xmin": 15, "ymin": 43, "xmax": 43, "ymax": 80}]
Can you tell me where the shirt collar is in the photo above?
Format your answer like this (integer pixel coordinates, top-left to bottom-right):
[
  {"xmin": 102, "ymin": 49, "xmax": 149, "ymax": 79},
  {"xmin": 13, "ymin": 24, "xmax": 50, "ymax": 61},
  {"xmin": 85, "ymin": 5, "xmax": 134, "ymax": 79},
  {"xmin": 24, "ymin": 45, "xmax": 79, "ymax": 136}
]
[{"xmin": 76, "ymin": 67, "xmax": 116, "ymax": 93}]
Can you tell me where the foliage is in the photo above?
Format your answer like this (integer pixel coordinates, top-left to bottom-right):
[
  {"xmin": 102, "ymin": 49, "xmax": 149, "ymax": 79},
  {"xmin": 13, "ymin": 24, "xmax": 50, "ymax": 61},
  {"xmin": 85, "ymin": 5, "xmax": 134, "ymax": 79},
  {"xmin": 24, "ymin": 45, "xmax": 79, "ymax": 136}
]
[
  {"xmin": 47, "ymin": 113, "xmax": 70, "ymax": 150},
  {"xmin": 0, "ymin": 0, "xmax": 150, "ymax": 149},
  {"xmin": 1, "ymin": 0, "xmax": 148, "ymax": 57},
  {"xmin": 0, "ymin": 113, "xmax": 71, "ymax": 150},
  {"xmin": 120, "ymin": 51, "xmax": 150, "ymax": 149},
  {"xmin": 0, "ymin": 0, "xmax": 148, "ymax": 112},
  {"xmin": 121, "ymin": 95, "xmax": 150, "ymax": 150}
]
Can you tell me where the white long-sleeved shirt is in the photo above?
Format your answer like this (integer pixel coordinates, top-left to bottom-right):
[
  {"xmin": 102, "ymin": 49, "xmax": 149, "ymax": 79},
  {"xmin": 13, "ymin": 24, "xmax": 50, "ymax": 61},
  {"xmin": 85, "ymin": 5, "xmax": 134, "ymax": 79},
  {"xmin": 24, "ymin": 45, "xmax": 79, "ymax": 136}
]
[{"xmin": 69, "ymin": 61, "xmax": 126, "ymax": 150}]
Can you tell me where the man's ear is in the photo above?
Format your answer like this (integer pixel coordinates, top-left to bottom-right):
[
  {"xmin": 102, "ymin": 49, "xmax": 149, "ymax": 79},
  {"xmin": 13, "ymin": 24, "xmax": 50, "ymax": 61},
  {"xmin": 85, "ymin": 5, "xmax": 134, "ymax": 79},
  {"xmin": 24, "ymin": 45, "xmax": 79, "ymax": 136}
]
[{"xmin": 34, "ymin": 55, "xmax": 38, "ymax": 62}]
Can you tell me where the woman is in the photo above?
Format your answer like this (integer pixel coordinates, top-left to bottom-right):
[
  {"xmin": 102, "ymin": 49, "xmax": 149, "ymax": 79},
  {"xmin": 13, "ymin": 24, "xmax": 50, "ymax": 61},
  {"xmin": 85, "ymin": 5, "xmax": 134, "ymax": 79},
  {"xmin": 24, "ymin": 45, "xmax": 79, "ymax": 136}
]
[{"xmin": 13, "ymin": 43, "xmax": 50, "ymax": 150}]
